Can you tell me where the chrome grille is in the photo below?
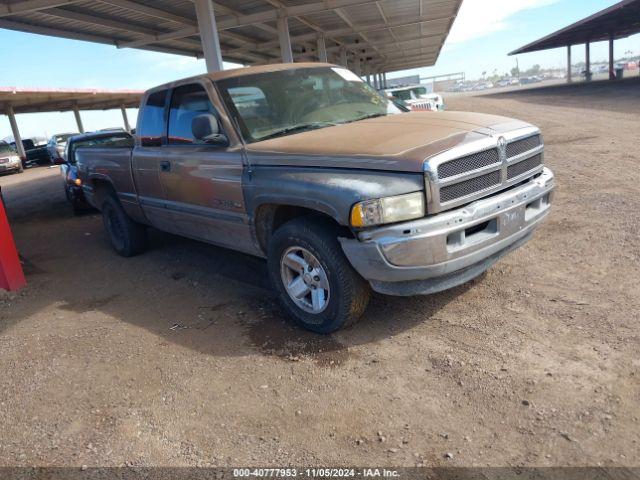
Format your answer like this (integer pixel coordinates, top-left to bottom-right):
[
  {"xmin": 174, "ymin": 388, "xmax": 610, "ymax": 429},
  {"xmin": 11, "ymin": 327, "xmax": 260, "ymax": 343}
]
[
  {"xmin": 508, "ymin": 154, "xmax": 543, "ymax": 180},
  {"xmin": 438, "ymin": 148, "xmax": 500, "ymax": 179},
  {"xmin": 440, "ymin": 171, "xmax": 501, "ymax": 203},
  {"xmin": 426, "ymin": 130, "xmax": 545, "ymax": 213},
  {"xmin": 507, "ymin": 135, "xmax": 541, "ymax": 158}
]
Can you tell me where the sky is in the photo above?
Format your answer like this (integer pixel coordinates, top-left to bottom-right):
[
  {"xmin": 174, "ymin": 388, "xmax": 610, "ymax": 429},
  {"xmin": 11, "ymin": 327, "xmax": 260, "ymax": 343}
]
[{"xmin": 1, "ymin": 0, "xmax": 638, "ymax": 140}]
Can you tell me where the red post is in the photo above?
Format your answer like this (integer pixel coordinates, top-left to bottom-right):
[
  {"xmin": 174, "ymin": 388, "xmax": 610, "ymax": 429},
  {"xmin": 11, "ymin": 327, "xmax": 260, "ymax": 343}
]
[{"xmin": 0, "ymin": 196, "xmax": 26, "ymax": 291}]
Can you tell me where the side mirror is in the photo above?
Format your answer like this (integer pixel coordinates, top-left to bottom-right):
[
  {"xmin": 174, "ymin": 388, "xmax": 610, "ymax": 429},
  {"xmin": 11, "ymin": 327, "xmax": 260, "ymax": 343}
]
[
  {"xmin": 53, "ymin": 157, "xmax": 67, "ymax": 165},
  {"xmin": 192, "ymin": 113, "xmax": 228, "ymax": 146}
]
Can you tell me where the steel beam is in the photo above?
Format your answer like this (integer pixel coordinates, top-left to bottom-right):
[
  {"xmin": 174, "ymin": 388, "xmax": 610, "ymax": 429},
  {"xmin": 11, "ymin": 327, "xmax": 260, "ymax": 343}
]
[
  {"xmin": 194, "ymin": 0, "xmax": 223, "ymax": 72},
  {"xmin": 98, "ymin": 0, "xmax": 197, "ymax": 26},
  {"xmin": 317, "ymin": 35, "xmax": 327, "ymax": 62},
  {"xmin": 5, "ymin": 107, "xmax": 26, "ymax": 161},
  {"xmin": 277, "ymin": 17, "xmax": 293, "ymax": 63},
  {"xmin": 609, "ymin": 36, "xmax": 615, "ymax": 80},
  {"xmin": 585, "ymin": 41, "xmax": 591, "ymax": 81},
  {"xmin": 121, "ymin": 106, "xmax": 131, "ymax": 131},
  {"xmin": 73, "ymin": 105, "xmax": 85, "ymax": 133},
  {"xmin": 567, "ymin": 45, "xmax": 572, "ymax": 83},
  {"xmin": 339, "ymin": 47, "xmax": 348, "ymax": 67},
  {"xmin": 0, "ymin": 0, "xmax": 81, "ymax": 17},
  {"xmin": 217, "ymin": 0, "xmax": 378, "ymax": 30}
]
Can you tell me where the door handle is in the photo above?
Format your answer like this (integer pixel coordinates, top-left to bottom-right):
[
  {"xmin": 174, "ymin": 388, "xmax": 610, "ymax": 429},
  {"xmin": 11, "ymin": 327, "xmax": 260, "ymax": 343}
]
[{"xmin": 160, "ymin": 160, "xmax": 171, "ymax": 172}]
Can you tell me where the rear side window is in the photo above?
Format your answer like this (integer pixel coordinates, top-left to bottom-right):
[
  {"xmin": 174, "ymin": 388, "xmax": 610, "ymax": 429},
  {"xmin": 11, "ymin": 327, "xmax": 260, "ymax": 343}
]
[
  {"xmin": 139, "ymin": 90, "xmax": 167, "ymax": 147},
  {"xmin": 168, "ymin": 84, "xmax": 217, "ymax": 145}
]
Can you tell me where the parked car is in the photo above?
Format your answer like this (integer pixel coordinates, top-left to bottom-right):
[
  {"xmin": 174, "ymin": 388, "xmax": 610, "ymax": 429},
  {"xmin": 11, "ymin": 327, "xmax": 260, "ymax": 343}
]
[
  {"xmin": 384, "ymin": 85, "xmax": 445, "ymax": 111},
  {"xmin": 60, "ymin": 130, "xmax": 133, "ymax": 214},
  {"xmin": 0, "ymin": 141, "xmax": 24, "ymax": 174},
  {"xmin": 47, "ymin": 133, "xmax": 77, "ymax": 162},
  {"xmin": 10, "ymin": 138, "xmax": 51, "ymax": 167},
  {"xmin": 520, "ymin": 76, "xmax": 542, "ymax": 85},
  {"xmin": 77, "ymin": 63, "xmax": 554, "ymax": 333}
]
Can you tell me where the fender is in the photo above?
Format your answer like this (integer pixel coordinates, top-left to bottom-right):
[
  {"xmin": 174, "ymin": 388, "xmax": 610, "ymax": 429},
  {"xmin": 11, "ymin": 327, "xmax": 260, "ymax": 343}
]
[{"xmin": 244, "ymin": 166, "xmax": 425, "ymax": 226}]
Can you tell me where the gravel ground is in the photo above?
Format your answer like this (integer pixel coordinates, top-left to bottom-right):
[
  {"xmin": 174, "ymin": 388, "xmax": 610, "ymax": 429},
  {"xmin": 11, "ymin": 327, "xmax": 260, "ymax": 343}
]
[{"xmin": 0, "ymin": 79, "xmax": 638, "ymax": 468}]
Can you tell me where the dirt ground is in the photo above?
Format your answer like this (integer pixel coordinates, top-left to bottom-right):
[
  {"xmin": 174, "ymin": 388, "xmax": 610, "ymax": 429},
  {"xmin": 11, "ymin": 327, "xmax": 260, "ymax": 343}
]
[{"xmin": 1, "ymin": 79, "xmax": 639, "ymax": 468}]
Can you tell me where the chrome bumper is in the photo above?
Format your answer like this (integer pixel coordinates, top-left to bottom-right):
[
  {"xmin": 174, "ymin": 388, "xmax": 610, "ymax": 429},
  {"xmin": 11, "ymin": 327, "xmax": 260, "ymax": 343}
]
[{"xmin": 340, "ymin": 167, "xmax": 554, "ymax": 295}]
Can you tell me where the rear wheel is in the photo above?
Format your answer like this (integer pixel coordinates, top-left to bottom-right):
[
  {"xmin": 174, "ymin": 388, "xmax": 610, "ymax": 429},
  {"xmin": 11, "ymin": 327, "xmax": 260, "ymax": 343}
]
[
  {"xmin": 268, "ymin": 217, "xmax": 370, "ymax": 334},
  {"xmin": 101, "ymin": 195, "xmax": 147, "ymax": 257}
]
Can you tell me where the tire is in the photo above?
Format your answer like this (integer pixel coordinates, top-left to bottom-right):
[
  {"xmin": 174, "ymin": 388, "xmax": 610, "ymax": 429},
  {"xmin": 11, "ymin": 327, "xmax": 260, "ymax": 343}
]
[
  {"xmin": 101, "ymin": 194, "xmax": 147, "ymax": 257},
  {"xmin": 267, "ymin": 216, "xmax": 370, "ymax": 334},
  {"xmin": 17, "ymin": 164, "xmax": 24, "ymax": 173}
]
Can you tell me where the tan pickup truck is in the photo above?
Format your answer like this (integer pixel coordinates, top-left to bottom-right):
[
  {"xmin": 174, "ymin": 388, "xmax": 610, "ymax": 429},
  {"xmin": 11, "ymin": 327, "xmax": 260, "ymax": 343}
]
[{"xmin": 77, "ymin": 63, "xmax": 554, "ymax": 333}]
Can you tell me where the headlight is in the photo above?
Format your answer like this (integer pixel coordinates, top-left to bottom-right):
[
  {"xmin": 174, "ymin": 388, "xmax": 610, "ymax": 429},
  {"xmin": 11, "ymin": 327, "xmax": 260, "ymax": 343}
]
[{"xmin": 350, "ymin": 192, "xmax": 425, "ymax": 228}]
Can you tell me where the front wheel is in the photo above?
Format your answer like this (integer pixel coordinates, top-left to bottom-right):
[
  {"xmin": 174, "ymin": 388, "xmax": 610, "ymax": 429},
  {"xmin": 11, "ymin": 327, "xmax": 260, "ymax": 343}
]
[
  {"xmin": 102, "ymin": 195, "xmax": 147, "ymax": 257},
  {"xmin": 268, "ymin": 217, "xmax": 370, "ymax": 334}
]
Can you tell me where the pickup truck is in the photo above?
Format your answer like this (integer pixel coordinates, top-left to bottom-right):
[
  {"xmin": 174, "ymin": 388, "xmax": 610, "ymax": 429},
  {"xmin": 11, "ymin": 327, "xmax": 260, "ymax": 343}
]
[{"xmin": 77, "ymin": 63, "xmax": 554, "ymax": 333}]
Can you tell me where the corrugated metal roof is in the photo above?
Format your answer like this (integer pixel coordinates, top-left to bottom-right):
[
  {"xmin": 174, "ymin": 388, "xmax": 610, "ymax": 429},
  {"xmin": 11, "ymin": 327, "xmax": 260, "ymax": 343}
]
[
  {"xmin": 510, "ymin": 0, "xmax": 640, "ymax": 55},
  {"xmin": 0, "ymin": 0, "xmax": 462, "ymax": 72},
  {"xmin": 0, "ymin": 87, "xmax": 143, "ymax": 114}
]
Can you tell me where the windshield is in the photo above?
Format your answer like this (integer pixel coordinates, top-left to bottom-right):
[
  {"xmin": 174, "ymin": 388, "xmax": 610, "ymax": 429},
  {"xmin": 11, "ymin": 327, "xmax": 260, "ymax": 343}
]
[
  {"xmin": 216, "ymin": 67, "xmax": 402, "ymax": 143},
  {"xmin": 0, "ymin": 143, "xmax": 16, "ymax": 154}
]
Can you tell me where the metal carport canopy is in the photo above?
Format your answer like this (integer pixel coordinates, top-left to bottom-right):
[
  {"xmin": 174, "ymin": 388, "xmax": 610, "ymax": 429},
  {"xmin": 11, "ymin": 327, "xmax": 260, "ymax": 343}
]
[
  {"xmin": 1, "ymin": 87, "xmax": 143, "ymax": 158},
  {"xmin": 0, "ymin": 0, "xmax": 462, "ymax": 73},
  {"xmin": 0, "ymin": 87, "xmax": 143, "ymax": 114},
  {"xmin": 509, "ymin": 0, "xmax": 640, "ymax": 55}
]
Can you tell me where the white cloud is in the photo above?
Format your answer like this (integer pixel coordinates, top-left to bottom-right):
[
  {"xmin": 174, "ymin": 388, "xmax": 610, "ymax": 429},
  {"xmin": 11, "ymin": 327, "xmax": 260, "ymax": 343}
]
[{"xmin": 447, "ymin": 0, "xmax": 558, "ymax": 45}]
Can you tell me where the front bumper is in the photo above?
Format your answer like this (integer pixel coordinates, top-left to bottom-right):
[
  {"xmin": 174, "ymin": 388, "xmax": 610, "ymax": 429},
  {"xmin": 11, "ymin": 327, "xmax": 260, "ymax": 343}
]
[
  {"xmin": 0, "ymin": 161, "xmax": 21, "ymax": 173},
  {"xmin": 340, "ymin": 167, "xmax": 554, "ymax": 296}
]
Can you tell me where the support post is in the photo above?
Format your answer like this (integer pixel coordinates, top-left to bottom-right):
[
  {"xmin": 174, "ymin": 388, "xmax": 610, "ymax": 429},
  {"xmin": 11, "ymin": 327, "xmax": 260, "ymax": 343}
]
[
  {"xmin": 316, "ymin": 35, "xmax": 327, "ymax": 62},
  {"xmin": 354, "ymin": 56, "xmax": 361, "ymax": 76},
  {"xmin": 121, "ymin": 106, "xmax": 131, "ymax": 132},
  {"xmin": 73, "ymin": 106, "xmax": 85, "ymax": 134},
  {"xmin": 366, "ymin": 73, "xmax": 371, "ymax": 85},
  {"xmin": 339, "ymin": 47, "xmax": 348, "ymax": 68},
  {"xmin": 194, "ymin": 0, "xmax": 224, "ymax": 72},
  {"xmin": 609, "ymin": 36, "xmax": 615, "ymax": 80},
  {"xmin": 567, "ymin": 45, "xmax": 572, "ymax": 83},
  {"xmin": 382, "ymin": 72, "xmax": 387, "ymax": 89},
  {"xmin": 0, "ymin": 197, "xmax": 26, "ymax": 292},
  {"xmin": 585, "ymin": 42, "xmax": 591, "ymax": 81},
  {"xmin": 373, "ymin": 72, "xmax": 379, "ymax": 90},
  {"xmin": 277, "ymin": 17, "xmax": 293, "ymax": 63},
  {"xmin": 6, "ymin": 106, "xmax": 26, "ymax": 161}
]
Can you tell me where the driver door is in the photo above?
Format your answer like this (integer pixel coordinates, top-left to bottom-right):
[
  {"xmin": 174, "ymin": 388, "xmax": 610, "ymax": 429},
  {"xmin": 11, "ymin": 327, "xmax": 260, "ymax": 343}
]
[{"xmin": 159, "ymin": 82, "xmax": 253, "ymax": 253}]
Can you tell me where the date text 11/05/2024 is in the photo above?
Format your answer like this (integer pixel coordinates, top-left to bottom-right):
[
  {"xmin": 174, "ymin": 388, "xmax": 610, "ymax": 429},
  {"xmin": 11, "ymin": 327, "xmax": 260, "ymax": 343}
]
[{"xmin": 233, "ymin": 468, "xmax": 400, "ymax": 478}]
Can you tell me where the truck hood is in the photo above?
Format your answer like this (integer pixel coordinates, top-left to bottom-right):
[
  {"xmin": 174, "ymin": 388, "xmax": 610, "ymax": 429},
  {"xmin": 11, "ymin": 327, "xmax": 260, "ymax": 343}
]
[{"xmin": 245, "ymin": 111, "xmax": 534, "ymax": 173}]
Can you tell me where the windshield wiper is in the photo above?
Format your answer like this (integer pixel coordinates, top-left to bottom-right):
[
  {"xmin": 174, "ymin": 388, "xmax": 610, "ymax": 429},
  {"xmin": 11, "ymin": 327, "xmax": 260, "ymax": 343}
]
[
  {"xmin": 257, "ymin": 122, "xmax": 336, "ymax": 141},
  {"xmin": 343, "ymin": 112, "xmax": 387, "ymax": 124}
]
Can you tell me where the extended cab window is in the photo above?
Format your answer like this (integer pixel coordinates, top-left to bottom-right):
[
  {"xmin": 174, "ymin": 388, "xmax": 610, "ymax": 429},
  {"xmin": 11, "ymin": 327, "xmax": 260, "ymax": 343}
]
[
  {"xmin": 139, "ymin": 90, "xmax": 167, "ymax": 147},
  {"xmin": 168, "ymin": 84, "xmax": 218, "ymax": 145}
]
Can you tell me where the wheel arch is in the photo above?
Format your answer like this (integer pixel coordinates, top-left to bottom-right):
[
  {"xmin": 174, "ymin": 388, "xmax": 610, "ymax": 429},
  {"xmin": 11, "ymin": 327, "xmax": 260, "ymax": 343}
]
[
  {"xmin": 253, "ymin": 202, "xmax": 354, "ymax": 256},
  {"xmin": 89, "ymin": 175, "xmax": 117, "ymax": 209}
]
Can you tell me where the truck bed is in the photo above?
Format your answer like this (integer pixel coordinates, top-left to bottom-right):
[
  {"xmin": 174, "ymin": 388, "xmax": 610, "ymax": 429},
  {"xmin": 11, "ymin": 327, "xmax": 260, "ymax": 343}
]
[{"xmin": 75, "ymin": 146, "xmax": 138, "ymax": 213}]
